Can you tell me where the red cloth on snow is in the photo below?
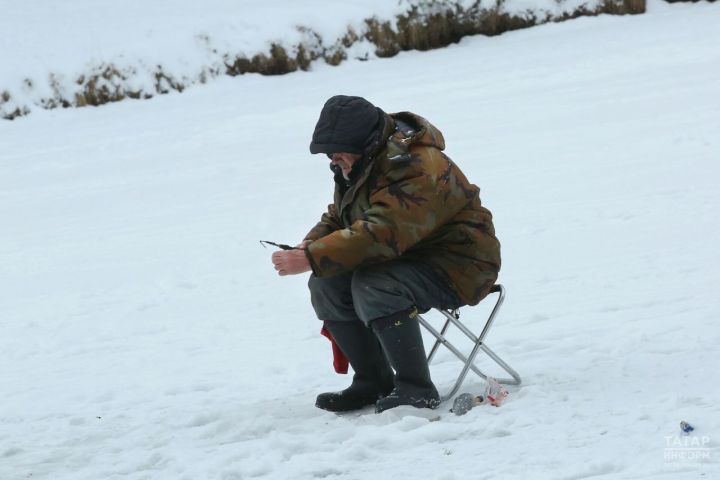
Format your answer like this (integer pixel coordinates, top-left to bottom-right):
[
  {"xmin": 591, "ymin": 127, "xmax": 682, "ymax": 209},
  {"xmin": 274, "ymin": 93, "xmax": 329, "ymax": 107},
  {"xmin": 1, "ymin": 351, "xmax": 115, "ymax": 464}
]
[{"xmin": 320, "ymin": 326, "xmax": 349, "ymax": 374}]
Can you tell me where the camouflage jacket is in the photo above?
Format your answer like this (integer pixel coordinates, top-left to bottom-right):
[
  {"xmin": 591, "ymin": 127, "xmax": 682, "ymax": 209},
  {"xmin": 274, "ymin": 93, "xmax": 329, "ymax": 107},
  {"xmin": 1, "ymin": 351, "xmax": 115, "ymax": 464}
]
[{"xmin": 303, "ymin": 112, "xmax": 501, "ymax": 306}]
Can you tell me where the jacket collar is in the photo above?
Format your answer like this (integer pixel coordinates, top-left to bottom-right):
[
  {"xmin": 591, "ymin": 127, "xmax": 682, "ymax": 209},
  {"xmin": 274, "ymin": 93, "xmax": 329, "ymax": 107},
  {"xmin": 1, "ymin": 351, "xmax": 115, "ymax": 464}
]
[{"xmin": 335, "ymin": 115, "xmax": 396, "ymax": 215}]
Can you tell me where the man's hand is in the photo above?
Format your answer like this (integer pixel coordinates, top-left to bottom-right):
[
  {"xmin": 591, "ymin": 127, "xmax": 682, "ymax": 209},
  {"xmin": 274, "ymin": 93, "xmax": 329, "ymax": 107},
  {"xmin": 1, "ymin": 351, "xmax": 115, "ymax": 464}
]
[{"xmin": 272, "ymin": 246, "xmax": 312, "ymax": 276}]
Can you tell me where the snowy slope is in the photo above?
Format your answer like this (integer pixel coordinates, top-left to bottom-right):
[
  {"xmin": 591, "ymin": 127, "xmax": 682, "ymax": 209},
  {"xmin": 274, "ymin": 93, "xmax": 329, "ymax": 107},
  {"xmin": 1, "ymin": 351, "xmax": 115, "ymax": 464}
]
[
  {"xmin": 0, "ymin": 0, "xmax": 611, "ymax": 118},
  {"xmin": 1, "ymin": 1, "xmax": 719, "ymax": 479}
]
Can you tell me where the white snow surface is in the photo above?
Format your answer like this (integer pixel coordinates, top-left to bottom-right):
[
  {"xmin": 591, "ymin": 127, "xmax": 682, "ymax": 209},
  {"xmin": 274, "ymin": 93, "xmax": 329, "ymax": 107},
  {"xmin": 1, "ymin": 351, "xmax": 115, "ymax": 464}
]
[
  {"xmin": 0, "ymin": 0, "xmax": 605, "ymax": 117},
  {"xmin": 2, "ymin": 1, "xmax": 720, "ymax": 479}
]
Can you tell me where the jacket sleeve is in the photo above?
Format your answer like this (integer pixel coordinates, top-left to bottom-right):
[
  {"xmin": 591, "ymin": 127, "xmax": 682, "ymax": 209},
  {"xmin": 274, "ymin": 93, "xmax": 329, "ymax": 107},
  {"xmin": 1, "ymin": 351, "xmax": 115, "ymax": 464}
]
[
  {"xmin": 303, "ymin": 204, "xmax": 343, "ymax": 242},
  {"xmin": 306, "ymin": 150, "xmax": 468, "ymax": 277}
]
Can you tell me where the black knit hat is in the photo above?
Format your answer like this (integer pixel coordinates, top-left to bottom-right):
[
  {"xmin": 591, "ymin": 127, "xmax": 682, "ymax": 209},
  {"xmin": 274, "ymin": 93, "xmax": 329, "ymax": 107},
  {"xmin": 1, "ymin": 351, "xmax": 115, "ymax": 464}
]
[{"xmin": 309, "ymin": 95, "xmax": 385, "ymax": 156}]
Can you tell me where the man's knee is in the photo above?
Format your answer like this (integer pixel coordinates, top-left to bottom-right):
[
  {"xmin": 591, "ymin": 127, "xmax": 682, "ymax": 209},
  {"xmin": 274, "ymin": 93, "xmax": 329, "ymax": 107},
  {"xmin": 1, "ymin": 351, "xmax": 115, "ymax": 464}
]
[
  {"xmin": 309, "ymin": 272, "xmax": 353, "ymax": 296},
  {"xmin": 308, "ymin": 273, "xmax": 358, "ymax": 322},
  {"xmin": 351, "ymin": 266, "xmax": 414, "ymax": 324},
  {"xmin": 307, "ymin": 273, "xmax": 324, "ymax": 295}
]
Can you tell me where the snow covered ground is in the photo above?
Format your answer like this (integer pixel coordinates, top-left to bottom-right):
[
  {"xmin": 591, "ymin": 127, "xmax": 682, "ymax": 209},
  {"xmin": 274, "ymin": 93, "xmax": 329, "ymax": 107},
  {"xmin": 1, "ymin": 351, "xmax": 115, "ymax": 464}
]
[
  {"xmin": 1, "ymin": 1, "xmax": 719, "ymax": 479},
  {"xmin": 0, "ymin": 0, "xmax": 609, "ymax": 118}
]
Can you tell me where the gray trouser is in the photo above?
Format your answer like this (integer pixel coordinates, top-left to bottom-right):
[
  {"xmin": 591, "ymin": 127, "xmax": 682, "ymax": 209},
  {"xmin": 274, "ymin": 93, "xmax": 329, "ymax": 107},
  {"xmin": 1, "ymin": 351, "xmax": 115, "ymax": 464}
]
[{"xmin": 308, "ymin": 259, "xmax": 462, "ymax": 326}]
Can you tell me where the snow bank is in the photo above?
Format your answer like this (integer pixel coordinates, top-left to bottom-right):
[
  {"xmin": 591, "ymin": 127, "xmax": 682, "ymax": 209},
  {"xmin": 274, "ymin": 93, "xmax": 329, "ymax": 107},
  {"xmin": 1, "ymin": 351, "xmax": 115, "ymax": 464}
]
[{"xmin": 0, "ymin": 0, "xmax": 644, "ymax": 119}]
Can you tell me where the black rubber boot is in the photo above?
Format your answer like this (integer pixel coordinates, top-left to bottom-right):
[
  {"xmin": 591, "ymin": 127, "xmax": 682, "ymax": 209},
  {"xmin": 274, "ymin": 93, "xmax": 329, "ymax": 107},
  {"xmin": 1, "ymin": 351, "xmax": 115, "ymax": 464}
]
[
  {"xmin": 316, "ymin": 320, "xmax": 394, "ymax": 412},
  {"xmin": 371, "ymin": 308, "xmax": 440, "ymax": 413}
]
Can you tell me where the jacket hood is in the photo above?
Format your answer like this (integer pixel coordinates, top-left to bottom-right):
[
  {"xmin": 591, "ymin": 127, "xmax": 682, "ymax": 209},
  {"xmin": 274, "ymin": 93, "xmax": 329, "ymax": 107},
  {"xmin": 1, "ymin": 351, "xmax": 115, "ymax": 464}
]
[
  {"xmin": 309, "ymin": 95, "xmax": 386, "ymax": 156},
  {"xmin": 390, "ymin": 112, "xmax": 446, "ymax": 151}
]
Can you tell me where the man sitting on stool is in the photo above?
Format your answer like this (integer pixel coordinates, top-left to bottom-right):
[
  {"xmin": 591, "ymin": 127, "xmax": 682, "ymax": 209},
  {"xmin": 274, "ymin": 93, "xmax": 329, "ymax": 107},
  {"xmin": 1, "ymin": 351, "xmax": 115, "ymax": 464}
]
[{"xmin": 271, "ymin": 95, "xmax": 501, "ymax": 413}]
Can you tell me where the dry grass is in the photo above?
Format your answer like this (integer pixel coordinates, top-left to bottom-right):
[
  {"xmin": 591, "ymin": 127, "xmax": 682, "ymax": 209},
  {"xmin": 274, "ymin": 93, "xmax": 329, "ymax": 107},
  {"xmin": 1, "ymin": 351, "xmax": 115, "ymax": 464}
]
[
  {"xmin": 0, "ymin": 90, "xmax": 30, "ymax": 119},
  {"xmin": 2, "ymin": 0, "xmax": 646, "ymax": 120}
]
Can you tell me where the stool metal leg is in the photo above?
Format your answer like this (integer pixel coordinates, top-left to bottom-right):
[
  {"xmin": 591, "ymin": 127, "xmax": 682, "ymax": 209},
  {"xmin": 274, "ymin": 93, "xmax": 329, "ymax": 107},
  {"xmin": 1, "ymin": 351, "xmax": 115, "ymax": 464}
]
[
  {"xmin": 418, "ymin": 316, "xmax": 489, "ymax": 401},
  {"xmin": 479, "ymin": 344, "xmax": 522, "ymax": 386},
  {"xmin": 427, "ymin": 316, "xmax": 452, "ymax": 364},
  {"xmin": 418, "ymin": 284, "xmax": 521, "ymax": 402}
]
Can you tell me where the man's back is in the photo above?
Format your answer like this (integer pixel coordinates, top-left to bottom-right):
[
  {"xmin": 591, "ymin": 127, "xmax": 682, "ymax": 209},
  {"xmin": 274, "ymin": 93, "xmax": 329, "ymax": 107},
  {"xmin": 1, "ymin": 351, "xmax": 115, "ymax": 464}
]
[{"xmin": 305, "ymin": 111, "xmax": 500, "ymax": 306}]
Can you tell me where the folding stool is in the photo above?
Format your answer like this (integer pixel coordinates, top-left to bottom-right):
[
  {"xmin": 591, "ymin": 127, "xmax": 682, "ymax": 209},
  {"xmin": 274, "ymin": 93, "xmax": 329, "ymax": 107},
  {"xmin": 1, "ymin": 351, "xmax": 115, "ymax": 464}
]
[{"xmin": 417, "ymin": 284, "xmax": 521, "ymax": 402}]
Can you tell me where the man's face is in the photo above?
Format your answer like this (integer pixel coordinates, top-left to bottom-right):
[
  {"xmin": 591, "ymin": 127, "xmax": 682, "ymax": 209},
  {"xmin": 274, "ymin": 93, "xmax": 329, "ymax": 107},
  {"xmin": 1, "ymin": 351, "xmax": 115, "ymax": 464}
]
[{"xmin": 329, "ymin": 152, "xmax": 362, "ymax": 180}]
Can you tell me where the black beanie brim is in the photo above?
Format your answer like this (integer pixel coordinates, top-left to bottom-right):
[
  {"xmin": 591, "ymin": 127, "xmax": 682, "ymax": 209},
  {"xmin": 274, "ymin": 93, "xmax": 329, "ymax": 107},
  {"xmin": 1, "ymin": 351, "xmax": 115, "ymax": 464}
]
[{"xmin": 309, "ymin": 142, "xmax": 364, "ymax": 156}]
